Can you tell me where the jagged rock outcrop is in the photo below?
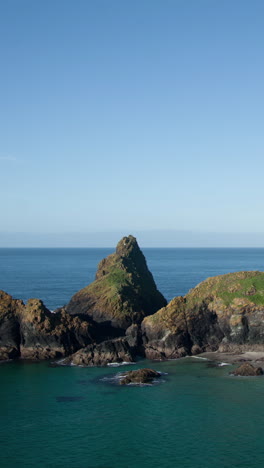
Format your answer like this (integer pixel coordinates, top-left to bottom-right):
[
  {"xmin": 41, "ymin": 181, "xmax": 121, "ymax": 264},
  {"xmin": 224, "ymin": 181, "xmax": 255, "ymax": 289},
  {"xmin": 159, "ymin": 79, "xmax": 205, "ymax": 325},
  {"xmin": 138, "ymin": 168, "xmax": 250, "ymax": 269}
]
[
  {"xmin": 0, "ymin": 291, "xmax": 93, "ymax": 360},
  {"xmin": 63, "ymin": 337, "xmax": 134, "ymax": 366},
  {"xmin": 231, "ymin": 362, "xmax": 263, "ymax": 376},
  {"xmin": 142, "ymin": 271, "xmax": 264, "ymax": 359},
  {"xmin": 66, "ymin": 235, "xmax": 167, "ymax": 331},
  {"xmin": 142, "ymin": 296, "xmax": 223, "ymax": 359}
]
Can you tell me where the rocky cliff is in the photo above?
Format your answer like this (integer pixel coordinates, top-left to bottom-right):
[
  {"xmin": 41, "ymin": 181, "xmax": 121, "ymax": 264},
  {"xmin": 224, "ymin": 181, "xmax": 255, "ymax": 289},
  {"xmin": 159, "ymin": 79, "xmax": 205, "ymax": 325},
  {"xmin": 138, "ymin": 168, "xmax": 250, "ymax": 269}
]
[
  {"xmin": 66, "ymin": 235, "xmax": 167, "ymax": 331},
  {"xmin": 142, "ymin": 271, "xmax": 264, "ymax": 359},
  {"xmin": 0, "ymin": 291, "xmax": 93, "ymax": 360},
  {"xmin": 0, "ymin": 291, "xmax": 23, "ymax": 359}
]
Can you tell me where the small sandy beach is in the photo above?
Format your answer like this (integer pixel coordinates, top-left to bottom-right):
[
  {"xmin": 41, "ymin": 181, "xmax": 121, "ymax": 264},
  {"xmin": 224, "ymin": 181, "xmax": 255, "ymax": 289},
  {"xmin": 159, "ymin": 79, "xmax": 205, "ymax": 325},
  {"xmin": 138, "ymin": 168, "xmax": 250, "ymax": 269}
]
[{"xmin": 199, "ymin": 351, "xmax": 264, "ymax": 366}]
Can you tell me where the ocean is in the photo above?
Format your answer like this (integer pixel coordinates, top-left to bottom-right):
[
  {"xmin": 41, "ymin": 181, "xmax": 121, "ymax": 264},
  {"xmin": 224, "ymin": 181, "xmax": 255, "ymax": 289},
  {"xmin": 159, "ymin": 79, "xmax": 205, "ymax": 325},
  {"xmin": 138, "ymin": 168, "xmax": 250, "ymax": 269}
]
[{"xmin": 1, "ymin": 248, "xmax": 264, "ymax": 468}]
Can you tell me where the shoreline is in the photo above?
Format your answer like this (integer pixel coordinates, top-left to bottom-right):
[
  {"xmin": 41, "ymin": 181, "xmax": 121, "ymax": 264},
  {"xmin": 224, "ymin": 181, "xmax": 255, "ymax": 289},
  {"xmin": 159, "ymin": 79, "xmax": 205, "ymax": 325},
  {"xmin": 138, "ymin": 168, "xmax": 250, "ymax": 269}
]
[{"xmin": 198, "ymin": 351, "xmax": 264, "ymax": 366}]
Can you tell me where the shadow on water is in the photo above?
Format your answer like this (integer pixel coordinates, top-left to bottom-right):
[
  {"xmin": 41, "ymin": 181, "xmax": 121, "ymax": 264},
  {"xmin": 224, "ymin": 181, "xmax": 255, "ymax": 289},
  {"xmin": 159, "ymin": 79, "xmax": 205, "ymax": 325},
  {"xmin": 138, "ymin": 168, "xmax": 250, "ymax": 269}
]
[{"xmin": 56, "ymin": 396, "xmax": 84, "ymax": 402}]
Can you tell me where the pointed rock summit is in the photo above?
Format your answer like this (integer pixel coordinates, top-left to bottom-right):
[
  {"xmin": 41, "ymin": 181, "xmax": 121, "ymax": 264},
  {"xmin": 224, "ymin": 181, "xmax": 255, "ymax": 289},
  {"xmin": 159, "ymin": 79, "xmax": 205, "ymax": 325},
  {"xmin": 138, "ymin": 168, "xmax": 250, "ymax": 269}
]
[{"xmin": 66, "ymin": 235, "xmax": 167, "ymax": 330}]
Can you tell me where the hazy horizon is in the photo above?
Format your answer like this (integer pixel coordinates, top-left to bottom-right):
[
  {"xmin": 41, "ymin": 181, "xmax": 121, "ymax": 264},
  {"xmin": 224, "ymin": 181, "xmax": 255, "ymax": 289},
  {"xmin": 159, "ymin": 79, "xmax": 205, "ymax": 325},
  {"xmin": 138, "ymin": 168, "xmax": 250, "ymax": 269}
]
[{"xmin": 1, "ymin": 230, "xmax": 264, "ymax": 248}]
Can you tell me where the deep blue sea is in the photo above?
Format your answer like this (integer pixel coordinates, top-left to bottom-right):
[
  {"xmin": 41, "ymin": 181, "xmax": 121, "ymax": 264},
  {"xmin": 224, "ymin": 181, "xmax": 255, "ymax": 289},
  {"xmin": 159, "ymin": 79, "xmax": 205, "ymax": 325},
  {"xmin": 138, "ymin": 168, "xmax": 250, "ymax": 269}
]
[
  {"xmin": 1, "ymin": 248, "xmax": 264, "ymax": 468},
  {"xmin": 1, "ymin": 247, "xmax": 264, "ymax": 309}
]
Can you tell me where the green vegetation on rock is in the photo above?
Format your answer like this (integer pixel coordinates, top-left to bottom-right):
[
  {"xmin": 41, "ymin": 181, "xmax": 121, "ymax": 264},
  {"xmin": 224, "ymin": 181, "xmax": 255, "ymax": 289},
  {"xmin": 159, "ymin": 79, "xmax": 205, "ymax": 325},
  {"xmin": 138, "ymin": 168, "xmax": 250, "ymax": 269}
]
[
  {"xmin": 66, "ymin": 235, "xmax": 167, "ymax": 330},
  {"xmin": 142, "ymin": 270, "xmax": 264, "ymax": 360},
  {"xmin": 187, "ymin": 271, "xmax": 264, "ymax": 307}
]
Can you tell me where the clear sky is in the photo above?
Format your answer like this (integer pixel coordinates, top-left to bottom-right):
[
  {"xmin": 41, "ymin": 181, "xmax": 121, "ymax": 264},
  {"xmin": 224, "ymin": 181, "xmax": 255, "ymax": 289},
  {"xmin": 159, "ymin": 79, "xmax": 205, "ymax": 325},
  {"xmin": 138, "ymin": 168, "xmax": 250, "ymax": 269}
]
[{"xmin": 1, "ymin": 0, "xmax": 264, "ymax": 246}]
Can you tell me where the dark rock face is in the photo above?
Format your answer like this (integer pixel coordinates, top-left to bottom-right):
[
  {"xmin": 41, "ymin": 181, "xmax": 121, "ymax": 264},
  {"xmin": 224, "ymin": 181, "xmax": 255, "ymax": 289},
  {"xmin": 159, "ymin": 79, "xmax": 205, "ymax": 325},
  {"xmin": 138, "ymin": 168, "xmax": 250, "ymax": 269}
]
[
  {"xmin": 18, "ymin": 300, "xmax": 94, "ymax": 359},
  {"xmin": 231, "ymin": 363, "xmax": 263, "ymax": 376},
  {"xmin": 0, "ymin": 291, "xmax": 23, "ymax": 359},
  {"xmin": 142, "ymin": 271, "xmax": 264, "ymax": 359},
  {"xmin": 0, "ymin": 291, "xmax": 93, "ymax": 360},
  {"xmin": 119, "ymin": 368, "xmax": 161, "ymax": 385},
  {"xmin": 64, "ymin": 337, "xmax": 134, "ymax": 366},
  {"xmin": 66, "ymin": 235, "xmax": 167, "ymax": 331},
  {"xmin": 142, "ymin": 297, "xmax": 223, "ymax": 360}
]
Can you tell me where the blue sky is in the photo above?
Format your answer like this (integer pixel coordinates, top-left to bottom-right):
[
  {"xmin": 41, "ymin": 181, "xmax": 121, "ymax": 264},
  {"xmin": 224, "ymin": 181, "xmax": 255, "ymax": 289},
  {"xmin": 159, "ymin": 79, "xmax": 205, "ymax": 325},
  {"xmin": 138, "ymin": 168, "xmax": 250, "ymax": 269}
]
[{"xmin": 1, "ymin": 0, "xmax": 264, "ymax": 246}]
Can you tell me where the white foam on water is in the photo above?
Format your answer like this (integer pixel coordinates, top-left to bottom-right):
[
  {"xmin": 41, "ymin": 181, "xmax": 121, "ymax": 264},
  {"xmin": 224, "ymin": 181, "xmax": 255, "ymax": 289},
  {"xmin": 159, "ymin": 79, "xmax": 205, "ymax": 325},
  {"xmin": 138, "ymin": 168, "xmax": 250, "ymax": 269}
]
[
  {"xmin": 55, "ymin": 358, "xmax": 67, "ymax": 365},
  {"xmin": 218, "ymin": 362, "xmax": 231, "ymax": 366},
  {"xmin": 107, "ymin": 361, "xmax": 136, "ymax": 367},
  {"xmin": 100, "ymin": 373, "xmax": 124, "ymax": 384},
  {"xmin": 191, "ymin": 356, "xmax": 209, "ymax": 361},
  {"xmin": 126, "ymin": 381, "xmax": 153, "ymax": 387},
  {"xmin": 100, "ymin": 369, "xmax": 166, "ymax": 386}
]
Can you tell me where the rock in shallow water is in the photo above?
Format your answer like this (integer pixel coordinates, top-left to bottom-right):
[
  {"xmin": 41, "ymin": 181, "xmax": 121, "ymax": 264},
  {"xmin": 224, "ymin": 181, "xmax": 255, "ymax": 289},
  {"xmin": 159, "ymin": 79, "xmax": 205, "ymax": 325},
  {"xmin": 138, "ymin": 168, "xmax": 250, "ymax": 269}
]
[
  {"xmin": 119, "ymin": 368, "xmax": 161, "ymax": 385},
  {"xmin": 231, "ymin": 362, "xmax": 263, "ymax": 376},
  {"xmin": 63, "ymin": 337, "xmax": 134, "ymax": 366}
]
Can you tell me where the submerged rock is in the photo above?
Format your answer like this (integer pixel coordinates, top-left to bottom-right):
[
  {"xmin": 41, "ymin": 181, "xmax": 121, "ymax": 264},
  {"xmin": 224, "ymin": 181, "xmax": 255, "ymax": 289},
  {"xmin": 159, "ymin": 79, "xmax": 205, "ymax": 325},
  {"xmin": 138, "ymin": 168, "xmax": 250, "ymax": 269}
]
[
  {"xmin": 231, "ymin": 362, "xmax": 263, "ymax": 376},
  {"xmin": 119, "ymin": 368, "xmax": 161, "ymax": 385},
  {"xmin": 66, "ymin": 235, "xmax": 167, "ymax": 331}
]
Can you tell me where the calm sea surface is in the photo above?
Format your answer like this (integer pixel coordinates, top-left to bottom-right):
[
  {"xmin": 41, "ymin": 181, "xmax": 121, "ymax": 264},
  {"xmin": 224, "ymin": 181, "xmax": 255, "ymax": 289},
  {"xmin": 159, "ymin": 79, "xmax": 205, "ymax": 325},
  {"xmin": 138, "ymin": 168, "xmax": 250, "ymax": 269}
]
[{"xmin": 1, "ymin": 248, "xmax": 264, "ymax": 468}]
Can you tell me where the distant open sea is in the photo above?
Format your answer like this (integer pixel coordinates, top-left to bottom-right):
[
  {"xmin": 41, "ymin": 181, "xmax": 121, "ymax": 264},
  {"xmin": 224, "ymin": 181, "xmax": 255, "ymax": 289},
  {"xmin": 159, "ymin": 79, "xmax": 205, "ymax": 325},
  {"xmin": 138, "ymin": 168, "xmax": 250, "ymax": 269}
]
[{"xmin": 1, "ymin": 248, "xmax": 264, "ymax": 468}]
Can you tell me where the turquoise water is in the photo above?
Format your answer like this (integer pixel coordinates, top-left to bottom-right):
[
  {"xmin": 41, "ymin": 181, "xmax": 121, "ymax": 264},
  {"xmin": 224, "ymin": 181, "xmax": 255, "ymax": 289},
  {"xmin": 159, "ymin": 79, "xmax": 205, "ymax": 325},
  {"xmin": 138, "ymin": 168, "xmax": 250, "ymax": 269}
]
[
  {"xmin": 1, "ymin": 248, "xmax": 264, "ymax": 467},
  {"xmin": 1, "ymin": 358, "xmax": 264, "ymax": 468}
]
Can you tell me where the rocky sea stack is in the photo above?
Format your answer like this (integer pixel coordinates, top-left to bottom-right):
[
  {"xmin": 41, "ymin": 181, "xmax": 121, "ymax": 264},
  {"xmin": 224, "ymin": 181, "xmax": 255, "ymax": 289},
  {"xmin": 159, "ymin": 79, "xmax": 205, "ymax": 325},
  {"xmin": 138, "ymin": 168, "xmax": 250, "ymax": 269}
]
[
  {"xmin": 0, "ymin": 235, "xmax": 167, "ymax": 364},
  {"xmin": 66, "ymin": 235, "xmax": 167, "ymax": 331}
]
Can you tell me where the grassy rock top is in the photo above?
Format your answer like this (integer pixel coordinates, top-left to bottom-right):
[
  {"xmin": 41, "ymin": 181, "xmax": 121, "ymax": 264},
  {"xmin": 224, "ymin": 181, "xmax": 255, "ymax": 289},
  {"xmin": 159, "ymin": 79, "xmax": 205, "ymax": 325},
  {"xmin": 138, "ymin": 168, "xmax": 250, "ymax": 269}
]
[
  {"xmin": 142, "ymin": 271, "xmax": 264, "ymax": 357},
  {"xmin": 144, "ymin": 271, "xmax": 264, "ymax": 330},
  {"xmin": 186, "ymin": 271, "xmax": 264, "ymax": 308}
]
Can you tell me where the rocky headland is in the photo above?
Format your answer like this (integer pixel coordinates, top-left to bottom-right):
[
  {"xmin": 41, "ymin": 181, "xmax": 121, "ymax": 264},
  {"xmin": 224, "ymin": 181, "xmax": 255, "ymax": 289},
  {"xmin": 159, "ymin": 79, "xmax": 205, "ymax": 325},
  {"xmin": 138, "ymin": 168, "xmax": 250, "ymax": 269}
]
[
  {"xmin": 142, "ymin": 271, "xmax": 264, "ymax": 361},
  {"xmin": 2, "ymin": 236, "xmax": 264, "ymax": 367}
]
